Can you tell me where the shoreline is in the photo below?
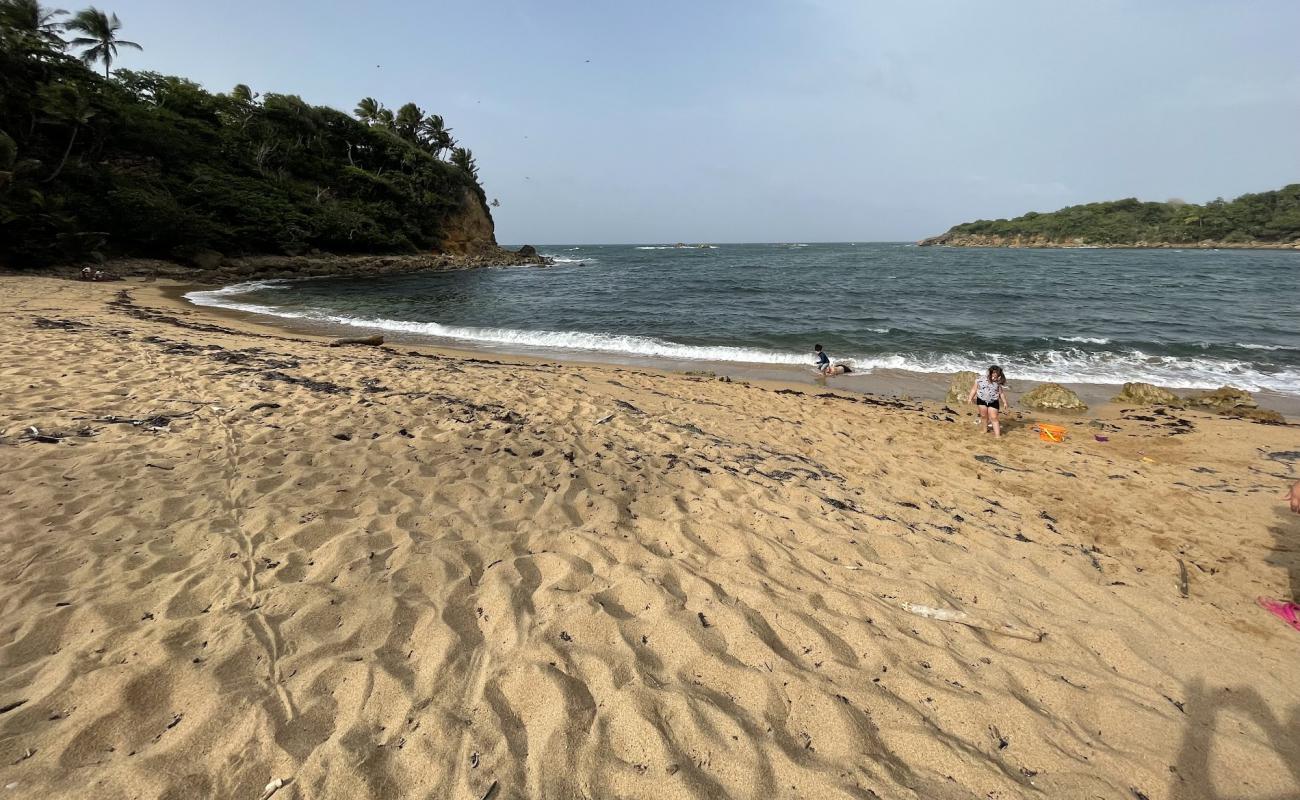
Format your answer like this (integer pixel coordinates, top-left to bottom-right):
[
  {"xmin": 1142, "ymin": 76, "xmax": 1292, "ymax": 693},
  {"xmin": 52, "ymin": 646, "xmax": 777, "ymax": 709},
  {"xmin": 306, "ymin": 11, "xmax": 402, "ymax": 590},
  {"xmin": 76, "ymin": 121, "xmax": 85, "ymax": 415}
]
[
  {"xmin": 2, "ymin": 273, "xmax": 1299, "ymax": 798},
  {"xmin": 3, "ymin": 247, "xmax": 551, "ymax": 286},
  {"xmin": 161, "ymin": 278, "xmax": 1300, "ymax": 419}
]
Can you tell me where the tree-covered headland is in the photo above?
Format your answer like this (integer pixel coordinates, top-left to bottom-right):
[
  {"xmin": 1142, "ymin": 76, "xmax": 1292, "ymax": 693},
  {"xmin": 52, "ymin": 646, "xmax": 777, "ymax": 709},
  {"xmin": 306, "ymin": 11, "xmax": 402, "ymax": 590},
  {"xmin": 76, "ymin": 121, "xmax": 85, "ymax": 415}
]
[
  {"xmin": 922, "ymin": 185, "xmax": 1300, "ymax": 248},
  {"xmin": 0, "ymin": 1, "xmax": 495, "ymax": 266}
]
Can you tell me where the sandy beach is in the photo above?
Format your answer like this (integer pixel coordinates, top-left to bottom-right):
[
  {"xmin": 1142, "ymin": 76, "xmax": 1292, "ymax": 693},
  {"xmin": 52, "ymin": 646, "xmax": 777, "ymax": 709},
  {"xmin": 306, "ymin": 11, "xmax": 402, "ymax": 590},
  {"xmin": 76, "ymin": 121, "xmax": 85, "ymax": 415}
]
[{"xmin": 1, "ymin": 275, "xmax": 1298, "ymax": 799}]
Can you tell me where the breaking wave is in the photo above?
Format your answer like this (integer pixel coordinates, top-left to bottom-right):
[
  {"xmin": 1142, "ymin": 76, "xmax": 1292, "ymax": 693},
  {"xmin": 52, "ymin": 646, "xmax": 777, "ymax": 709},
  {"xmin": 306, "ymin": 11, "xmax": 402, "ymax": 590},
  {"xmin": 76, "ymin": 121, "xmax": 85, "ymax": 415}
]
[
  {"xmin": 184, "ymin": 281, "xmax": 294, "ymax": 316},
  {"xmin": 184, "ymin": 281, "xmax": 1300, "ymax": 393},
  {"xmin": 542, "ymin": 255, "xmax": 597, "ymax": 264}
]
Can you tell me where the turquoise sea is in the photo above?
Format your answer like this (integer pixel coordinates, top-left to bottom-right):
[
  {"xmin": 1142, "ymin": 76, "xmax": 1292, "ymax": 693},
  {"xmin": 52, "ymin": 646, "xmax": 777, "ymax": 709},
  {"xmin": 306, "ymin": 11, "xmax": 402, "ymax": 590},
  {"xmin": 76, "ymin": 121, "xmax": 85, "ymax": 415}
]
[{"xmin": 187, "ymin": 243, "xmax": 1300, "ymax": 395}]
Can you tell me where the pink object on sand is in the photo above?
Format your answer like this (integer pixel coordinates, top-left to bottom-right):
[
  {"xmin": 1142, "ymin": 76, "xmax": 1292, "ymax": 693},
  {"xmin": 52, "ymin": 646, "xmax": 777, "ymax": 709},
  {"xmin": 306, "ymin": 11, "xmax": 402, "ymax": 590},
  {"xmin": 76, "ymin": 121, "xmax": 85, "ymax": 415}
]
[
  {"xmin": 1257, "ymin": 597, "xmax": 1300, "ymax": 632},
  {"xmin": 1095, "ymin": 435, "xmax": 1109, "ymax": 442}
]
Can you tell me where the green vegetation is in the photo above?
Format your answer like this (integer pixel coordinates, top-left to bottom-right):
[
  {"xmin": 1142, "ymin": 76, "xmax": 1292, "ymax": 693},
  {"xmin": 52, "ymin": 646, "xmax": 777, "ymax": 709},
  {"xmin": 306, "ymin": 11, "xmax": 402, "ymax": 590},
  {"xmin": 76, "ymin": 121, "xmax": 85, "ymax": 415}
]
[
  {"xmin": 0, "ymin": 0, "xmax": 488, "ymax": 266},
  {"xmin": 941, "ymin": 184, "xmax": 1300, "ymax": 245}
]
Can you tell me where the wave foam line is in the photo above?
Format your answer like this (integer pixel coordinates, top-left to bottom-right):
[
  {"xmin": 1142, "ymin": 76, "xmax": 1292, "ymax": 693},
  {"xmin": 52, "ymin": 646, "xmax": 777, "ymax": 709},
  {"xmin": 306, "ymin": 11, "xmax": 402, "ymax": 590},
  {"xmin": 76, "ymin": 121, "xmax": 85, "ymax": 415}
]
[
  {"xmin": 184, "ymin": 280, "xmax": 296, "ymax": 316},
  {"xmin": 183, "ymin": 283, "xmax": 1300, "ymax": 393}
]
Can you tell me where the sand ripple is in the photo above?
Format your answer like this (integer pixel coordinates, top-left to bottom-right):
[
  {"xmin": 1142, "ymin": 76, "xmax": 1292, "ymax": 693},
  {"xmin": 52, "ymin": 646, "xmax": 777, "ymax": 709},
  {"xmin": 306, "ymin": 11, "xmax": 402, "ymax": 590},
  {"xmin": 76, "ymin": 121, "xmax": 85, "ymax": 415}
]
[{"xmin": 0, "ymin": 278, "xmax": 1297, "ymax": 799}]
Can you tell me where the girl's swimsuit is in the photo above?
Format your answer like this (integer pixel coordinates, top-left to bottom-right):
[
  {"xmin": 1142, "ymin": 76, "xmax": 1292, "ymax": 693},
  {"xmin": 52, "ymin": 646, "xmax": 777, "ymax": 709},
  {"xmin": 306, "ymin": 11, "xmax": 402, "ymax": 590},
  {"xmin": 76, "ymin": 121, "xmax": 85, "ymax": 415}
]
[{"xmin": 975, "ymin": 377, "xmax": 1002, "ymax": 408}]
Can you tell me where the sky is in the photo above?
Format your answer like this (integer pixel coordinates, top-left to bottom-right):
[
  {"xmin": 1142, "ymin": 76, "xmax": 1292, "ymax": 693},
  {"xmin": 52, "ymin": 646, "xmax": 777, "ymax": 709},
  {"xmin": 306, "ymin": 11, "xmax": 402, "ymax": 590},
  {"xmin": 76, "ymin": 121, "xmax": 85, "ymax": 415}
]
[{"xmin": 100, "ymin": 0, "xmax": 1300, "ymax": 243}]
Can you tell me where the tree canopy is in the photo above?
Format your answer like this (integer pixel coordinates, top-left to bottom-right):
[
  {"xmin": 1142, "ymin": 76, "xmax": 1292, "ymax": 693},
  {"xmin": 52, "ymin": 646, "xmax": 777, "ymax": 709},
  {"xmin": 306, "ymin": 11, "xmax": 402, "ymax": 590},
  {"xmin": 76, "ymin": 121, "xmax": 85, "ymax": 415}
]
[
  {"xmin": 0, "ymin": 1, "xmax": 489, "ymax": 266},
  {"xmin": 939, "ymin": 185, "xmax": 1300, "ymax": 245}
]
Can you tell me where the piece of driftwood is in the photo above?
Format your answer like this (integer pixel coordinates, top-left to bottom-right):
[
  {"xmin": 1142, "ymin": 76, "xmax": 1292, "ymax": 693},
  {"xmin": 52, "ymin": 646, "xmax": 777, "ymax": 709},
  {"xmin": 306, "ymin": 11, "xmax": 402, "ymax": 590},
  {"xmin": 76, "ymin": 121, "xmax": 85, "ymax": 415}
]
[
  {"xmin": 897, "ymin": 601, "xmax": 1044, "ymax": 642},
  {"xmin": 328, "ymin": 335, "xmax": 384, "ymax": 347},
  {"xmin": 1177, "ymin": 559, "xmax": 1189, "ymax": 598}
]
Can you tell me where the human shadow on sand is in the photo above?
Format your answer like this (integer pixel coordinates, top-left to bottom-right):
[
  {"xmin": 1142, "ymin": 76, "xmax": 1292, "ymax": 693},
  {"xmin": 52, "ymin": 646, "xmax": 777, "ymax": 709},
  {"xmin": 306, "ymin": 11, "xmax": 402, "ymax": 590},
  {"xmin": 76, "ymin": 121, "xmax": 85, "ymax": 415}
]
[{"xmin": 1170, "ymin": 679, "xmax": 1300, "ymax": 800}]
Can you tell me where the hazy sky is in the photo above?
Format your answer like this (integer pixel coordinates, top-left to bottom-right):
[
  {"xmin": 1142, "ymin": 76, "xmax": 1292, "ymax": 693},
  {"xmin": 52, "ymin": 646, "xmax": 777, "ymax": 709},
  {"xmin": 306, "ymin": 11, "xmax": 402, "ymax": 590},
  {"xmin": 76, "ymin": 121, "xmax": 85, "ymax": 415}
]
[{"xmin": 103, "ymin": 1, "xmax": 1299, "ymax": 243}]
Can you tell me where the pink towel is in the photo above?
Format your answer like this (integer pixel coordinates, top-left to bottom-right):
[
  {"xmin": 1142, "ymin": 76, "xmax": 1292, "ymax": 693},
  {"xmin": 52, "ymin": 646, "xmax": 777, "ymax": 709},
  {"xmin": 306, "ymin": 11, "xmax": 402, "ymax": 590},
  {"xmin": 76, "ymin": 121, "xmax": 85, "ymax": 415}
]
[{"xmin": 1257, "ymin": 597, "xmax": 1300, "ymax": 632}]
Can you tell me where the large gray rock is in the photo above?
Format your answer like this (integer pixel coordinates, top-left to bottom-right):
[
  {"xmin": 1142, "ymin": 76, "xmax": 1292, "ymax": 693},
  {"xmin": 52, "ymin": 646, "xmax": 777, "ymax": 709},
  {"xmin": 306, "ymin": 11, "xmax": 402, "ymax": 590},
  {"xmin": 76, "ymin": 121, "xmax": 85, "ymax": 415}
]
[
  {"xmin": 1112, "ymin": 382, "xmax": 1180, "ymax": 406},
  {"xmin": 1020, "ymin": 383, "xmax": 1087, "ymax": 411},
  {"xmin": 945, "ymin": 371, "xmax": 979, "ymax": 405}
]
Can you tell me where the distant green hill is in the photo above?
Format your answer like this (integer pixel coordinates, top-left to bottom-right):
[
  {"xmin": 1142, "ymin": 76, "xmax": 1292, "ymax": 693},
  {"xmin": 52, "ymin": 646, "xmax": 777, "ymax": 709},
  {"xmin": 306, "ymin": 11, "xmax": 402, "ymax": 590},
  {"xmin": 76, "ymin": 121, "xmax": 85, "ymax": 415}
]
[
  {"xmin": 921, "ymin": 184, "xmax": 1300, "ymax": 248},
  {"xmin": 0, "ymin": 1, "xmax": 499, "ymax": 266}
]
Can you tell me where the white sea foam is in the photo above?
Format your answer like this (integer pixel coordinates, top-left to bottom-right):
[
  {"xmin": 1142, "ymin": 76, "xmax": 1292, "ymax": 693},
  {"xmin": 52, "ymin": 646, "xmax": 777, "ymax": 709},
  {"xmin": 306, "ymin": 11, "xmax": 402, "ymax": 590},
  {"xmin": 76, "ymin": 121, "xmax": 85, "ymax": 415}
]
[
  {"xmin": 887, "ymin": 348, "xmax": 1300, "ymax": 393},
  {"xmin": 184, "ymin": 283, "xmax": 1300, "ymax": 394},
  {"xmin": 1237, "ymin": 342, "xmax": 1286, "ymax": 351},
  {"xmin": 1057, "ymin": 336, "xmax": 1111, "ymax": 345},
  {"xmin": 184, "ymin": 281, "xmax": 296, "ymax": 316},
  {"xmin": 320, "ymin": 316, "xmax": 816, "ymax": 366},
  {"xmin": 542, "ymin": 255, "xmax": 597, "ymax": 264}
]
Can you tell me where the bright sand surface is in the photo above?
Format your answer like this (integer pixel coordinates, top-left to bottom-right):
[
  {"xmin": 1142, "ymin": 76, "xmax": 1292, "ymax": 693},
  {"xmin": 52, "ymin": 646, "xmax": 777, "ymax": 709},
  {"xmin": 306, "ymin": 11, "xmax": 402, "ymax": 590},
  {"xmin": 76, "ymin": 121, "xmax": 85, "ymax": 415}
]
[{"xmin": 1, "ymin": 275, "xmax": 1298, "ymax": 799}]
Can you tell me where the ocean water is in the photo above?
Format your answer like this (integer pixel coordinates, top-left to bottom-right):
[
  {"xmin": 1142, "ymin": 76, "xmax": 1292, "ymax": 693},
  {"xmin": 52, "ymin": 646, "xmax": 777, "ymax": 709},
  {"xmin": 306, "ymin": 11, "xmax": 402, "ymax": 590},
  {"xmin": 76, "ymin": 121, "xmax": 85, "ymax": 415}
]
[{"xmin": 186, "ymin": 243, "xmax": 1300, "ymax": 394}]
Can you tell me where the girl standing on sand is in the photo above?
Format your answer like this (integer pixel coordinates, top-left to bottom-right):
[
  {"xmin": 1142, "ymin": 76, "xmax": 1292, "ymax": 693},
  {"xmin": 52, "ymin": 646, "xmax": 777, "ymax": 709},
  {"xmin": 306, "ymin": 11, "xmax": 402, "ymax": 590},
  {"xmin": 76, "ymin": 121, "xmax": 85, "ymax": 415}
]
[{"xmin": 967, "ymin": 365, "xmax": 1008, "ymax": 437}]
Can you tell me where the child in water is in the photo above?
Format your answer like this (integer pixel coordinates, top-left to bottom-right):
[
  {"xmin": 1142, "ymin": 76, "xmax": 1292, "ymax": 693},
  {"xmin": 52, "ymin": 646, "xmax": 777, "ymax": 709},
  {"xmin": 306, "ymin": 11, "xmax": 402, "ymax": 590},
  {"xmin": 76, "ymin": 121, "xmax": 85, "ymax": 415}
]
[
  {"xmin": 813, "ymin": 344, "xmax": 851, "ymax": 376},
  {"xmin": 814, "ymin": 344, "xmax": 831, "ymax": 373},
  {"xmin": 967, "ymin": 365, "xmax": 1008, "ymax": 437}
]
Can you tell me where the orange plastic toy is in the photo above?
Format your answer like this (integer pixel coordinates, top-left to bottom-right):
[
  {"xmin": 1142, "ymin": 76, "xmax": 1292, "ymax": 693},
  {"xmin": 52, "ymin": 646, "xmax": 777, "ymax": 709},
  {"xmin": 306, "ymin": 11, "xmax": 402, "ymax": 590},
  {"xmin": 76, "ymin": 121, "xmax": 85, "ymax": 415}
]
[{"xmin": 1034, "ymin": 423, "xmax": 1067, "ymax": 443}]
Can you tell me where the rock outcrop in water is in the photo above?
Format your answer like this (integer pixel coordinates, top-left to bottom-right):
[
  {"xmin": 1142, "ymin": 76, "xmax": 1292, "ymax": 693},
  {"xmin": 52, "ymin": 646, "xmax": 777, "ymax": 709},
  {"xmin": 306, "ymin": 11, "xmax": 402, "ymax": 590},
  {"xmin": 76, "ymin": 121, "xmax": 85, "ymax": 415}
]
[{"xmin": 1020, "ymin": 383, "xmax": 1088, "ymax": 411}]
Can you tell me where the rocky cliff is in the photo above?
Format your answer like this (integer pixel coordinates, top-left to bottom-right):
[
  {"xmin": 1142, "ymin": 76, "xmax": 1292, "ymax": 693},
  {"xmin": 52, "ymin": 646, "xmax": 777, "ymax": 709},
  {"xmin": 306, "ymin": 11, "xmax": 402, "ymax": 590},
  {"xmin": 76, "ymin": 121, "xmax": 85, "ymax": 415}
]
[{"xmin": 439, "ymin": 187, "xmax": 500, "ymax": 256}]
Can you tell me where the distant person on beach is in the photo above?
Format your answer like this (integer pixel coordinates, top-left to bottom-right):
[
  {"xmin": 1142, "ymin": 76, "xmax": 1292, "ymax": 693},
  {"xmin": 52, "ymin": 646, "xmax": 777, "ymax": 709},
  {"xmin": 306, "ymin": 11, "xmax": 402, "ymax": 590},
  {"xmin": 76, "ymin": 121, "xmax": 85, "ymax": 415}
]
[
  {"xmin": 967, "ymin": 365, "xmax": 1008, "ymax": 437},
  {"xmin": 80, "ymin": 267, "xmax": 92, "ymax": 281},
  {"xmin": 1286, "ymin": 481, "xmax": 1300, "ymax": 514}
]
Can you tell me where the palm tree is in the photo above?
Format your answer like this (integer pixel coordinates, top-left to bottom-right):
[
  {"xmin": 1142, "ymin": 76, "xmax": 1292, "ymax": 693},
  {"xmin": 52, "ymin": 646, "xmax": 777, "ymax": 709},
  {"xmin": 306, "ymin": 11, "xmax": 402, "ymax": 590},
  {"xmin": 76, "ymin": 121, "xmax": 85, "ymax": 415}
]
[
  {"xmin": 230, "ymin": 83, "xmax": 256, "ymax": 103},
  {"xmin": 394, "ymin": 102, "xmax": 423, "ymax": 140},
  {"xmin": 375, "ymin": 107, "xmax": 395, "ymax": 130},
  {"xmin": 418, "ymin": 114, "xmax": 453, "ymax": 159},
  {"xmin": 38, "ymin": 83, "xmax": 94, "ymax": 182},
  {"xmin": 354, "ymin": 96, "xmax": 381, "ymax": 124},
  {"xmin": 450, "ymin": 147, "xmax": 477, "ymax": 179},
  {"xmin": 66, "ymin": 7, "xmax": 141, "ymax": 78},
  {"xmin": 0, "ymin": 0, "xmax": 68, "ymax": 49}
]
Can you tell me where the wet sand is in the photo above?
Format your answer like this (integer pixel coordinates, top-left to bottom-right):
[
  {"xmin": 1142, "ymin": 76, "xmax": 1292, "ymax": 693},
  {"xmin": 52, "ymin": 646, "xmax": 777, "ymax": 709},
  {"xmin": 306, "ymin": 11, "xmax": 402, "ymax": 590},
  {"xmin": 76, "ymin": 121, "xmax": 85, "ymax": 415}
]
[{"xmin": 1, "ymin": 275, "xmax": 1298, "ymax": 799}]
